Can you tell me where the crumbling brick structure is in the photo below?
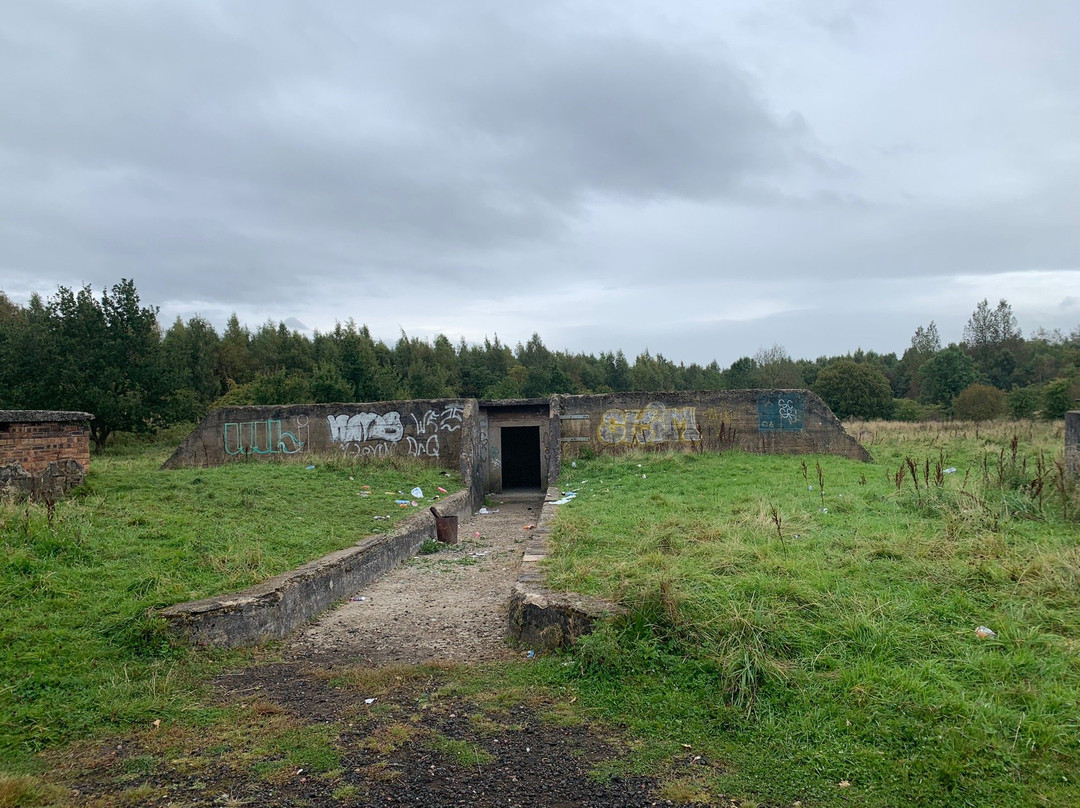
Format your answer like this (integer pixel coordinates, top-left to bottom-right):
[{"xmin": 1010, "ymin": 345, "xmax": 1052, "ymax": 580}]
[{"xmin": 0, "ymin": 410, "xmax": 93, "ymax": 500}]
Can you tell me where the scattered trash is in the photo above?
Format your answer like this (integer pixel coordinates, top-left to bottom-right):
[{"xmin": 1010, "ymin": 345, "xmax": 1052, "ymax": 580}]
[
  {"xmin": 838, "ymin": 780, "xmax": 851, "ymax": 788},
  {"xmin": 527, "ymin": 650, "xmax": 535, "ymax": 659},
  {"xmin": 524, "ymin": 524, "xmax": 536, "ymax": 530},
  {"xmin": 349, "ymin": 596, "xmax": 367, "ymax": 602},
  {"xmin": 552, "ymin": 497, "xmax": 574, "ymax": 505},
  {"xmin": 472, "ymin": 531, "xmax": 482, "ymax": 538},
  {"xmin": 305, "ymin": 465, "xmax": 315, "ymax": 470},
  {"xmin": 358, "ymin": 491, "xmax": 370, "ymax": 497},
  {"xmin": 395, "ymin": 499, "xmax": 411, "ymax": 505},
  {"xmin": 642, "ymin": 474, "xmax": 647, "ymax": 479},
  {"xmin": 808, "ymin": 485, "xmax": 813, "ymax": 491},
  {"xmin": 152, "ymin": 719, "xmax": 161, "ymax": 728},
  {"xmin": 944, "ymin": 467, "xmax": 957, "ymax": 474},
  {"xmin": 571, "ymin": 461, "xmax": 577, "ymax": 468},
  {"xmin": 636, "ymin": 463, "xmax": 642, "ymax": 468},
  {"xmin": 348, "ymin": 476, "xmax": 354, "ymax": 481},
  {"xmin": 410, "ymin": 501, "xmax": 418, "ymax": 507},
  {"xmin": 373, "ymin": 515, "xmax": 391, "ymax": 520},
  {"xmin": 472, "ymin": 551, "xmax": 488, "ymax": 557},
  {"xmin": 437, "ymin": 486, "xmax": 448, "ymax": 493},
  {"xmin": 975, "ymin": 626, "xmax": 997, "ymax": 639},
  {"xmin": 478, "ymin": 507, "xmax": 500, "ymax": 514},
  {"xmin": 364, "ymin": 698, "xmax": 376, "ymax": 705},
  {"xmin": 411, "ymin": 487, "xmax": 424, "ymax": 498},
  {"xmin": 820, "ymin": 508, "xmax": 828, "ymax": 513}
]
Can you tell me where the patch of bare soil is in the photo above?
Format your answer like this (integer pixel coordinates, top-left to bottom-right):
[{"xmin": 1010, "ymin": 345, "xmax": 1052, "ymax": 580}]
[{"xmin": 59, "ymin": 661, "xmax": 714, "ymax": 807}]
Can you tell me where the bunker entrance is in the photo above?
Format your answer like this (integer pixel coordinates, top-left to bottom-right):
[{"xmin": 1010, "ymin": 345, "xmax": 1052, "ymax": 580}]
[{"xmin": 501, "ymin": 426, "xmax": 542, "ymax": 489}]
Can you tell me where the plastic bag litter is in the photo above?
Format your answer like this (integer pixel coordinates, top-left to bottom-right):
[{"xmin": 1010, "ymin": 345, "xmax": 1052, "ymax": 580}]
[
  {"xmin": 944, "ymin": 467, "xmax": 957, "ymax": 474},
  {"xmin": 478, "ymin": 507, "xmax": 499, "ymax": 514},
  {"xmin": 411, "ymin": 487, "xmax": 424, "ymax": 498},
  {"xmin": 975, "ymin": 626, "xmax": 997, "ymax": 639}
]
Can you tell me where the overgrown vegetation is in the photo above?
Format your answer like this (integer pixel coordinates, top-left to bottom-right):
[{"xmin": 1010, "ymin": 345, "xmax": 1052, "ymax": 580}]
[
  {"xmin": 0, "ymin": 440, "xmax": 458, "ymax": 768},
  {"xmin": 544, "ymin": 420, "xmax": 1080, "ymax": 806}
]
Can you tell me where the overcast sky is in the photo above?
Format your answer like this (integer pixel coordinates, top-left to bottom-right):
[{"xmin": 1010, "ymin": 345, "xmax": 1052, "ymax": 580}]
[{"xmin": 1, "ymin": 1, "xmax": 1077, "ymax": 367}]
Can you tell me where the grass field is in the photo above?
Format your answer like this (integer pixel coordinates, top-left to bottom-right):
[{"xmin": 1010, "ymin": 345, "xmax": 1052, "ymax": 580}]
[
  {"xmin": 2, "ymin": 420, "xmax": 1078, "ymax": 808},
  {"xmin": 0, "ymin": 443, "xmax": 459, "ymax": 768},
  {"xmin": 542, "ymin": 419, "xmax": 1079, "ymax": 806}
]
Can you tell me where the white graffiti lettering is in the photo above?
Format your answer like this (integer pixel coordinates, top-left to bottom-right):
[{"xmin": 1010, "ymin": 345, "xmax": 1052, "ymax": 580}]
[{"xmin": 327, "ymin": 412, "xmax": 404, "ymax": 444}]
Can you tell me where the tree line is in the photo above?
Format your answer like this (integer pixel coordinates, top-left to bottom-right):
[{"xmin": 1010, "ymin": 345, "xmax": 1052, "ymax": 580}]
[{"xmin": 1, "ymin": 280, "xmax": 1077, "ymax": 449}]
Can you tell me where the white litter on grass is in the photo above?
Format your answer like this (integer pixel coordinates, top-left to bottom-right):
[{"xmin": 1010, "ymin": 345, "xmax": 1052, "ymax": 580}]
[
  {"xmin": 364, "ymin": 698, "xmax": 376, "ymax": 704},
  {"xmin": 944, "ymin": 467, "xmax": 957, "ymax": 474},
  {"xmin": 411, "ymin": 487, "xmax": 424, "ymax": 498},
  {"xmin": 975, "ymin": 626, "xmax": 997, "ymax": 639},
  {"xmin": 478, "ymin": 507, "xmax": 500, "ymax": 514}
]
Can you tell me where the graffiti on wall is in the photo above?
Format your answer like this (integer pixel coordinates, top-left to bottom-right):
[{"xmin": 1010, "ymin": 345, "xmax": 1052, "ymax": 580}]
[
  {"xmin": 224, "ymin": 417, "xmax": 309, "ymax": 456},
  {"xmin": 758, "ymin": 393, "xmax": 804, "ymax": 432},
  {"xmin": 327, "ymin": 405, "xmax": 463, "ymax": 458},
  {"xmin": 327, "ymin": 412, "xmax": 404, "ymax": 444},
  {"xmin": 597, "ymin": 403, "xmax": 701, "ymax": 445},
  {"xmin": 406, "ymin": 405, "xmax": 462, "ymax": 458}
]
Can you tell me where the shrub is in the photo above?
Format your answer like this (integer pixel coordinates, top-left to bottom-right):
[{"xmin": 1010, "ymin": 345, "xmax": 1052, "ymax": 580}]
[
  {"xmin": 953, "ymin": 383, "xmax": 1005, "ymax": 421},
  {"xmin": 1007, "ymin": 386, "xmax": 1040, "ymax": 419},
  {"xmin": 812, "ymin": 360, "xmax": 893, "ymax": 420},
  {"xmin": 1042, "ymin": 377, "xmax": 1078, "ymax": 418}
]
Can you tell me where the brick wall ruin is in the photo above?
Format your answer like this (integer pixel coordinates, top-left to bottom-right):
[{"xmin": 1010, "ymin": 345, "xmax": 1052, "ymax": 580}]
[{"xmin": 0, "ymin": 410, "xmax": 93, "ymax": 499}]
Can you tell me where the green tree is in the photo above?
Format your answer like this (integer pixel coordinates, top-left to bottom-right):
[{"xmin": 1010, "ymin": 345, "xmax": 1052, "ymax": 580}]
[
  {"xmin": 14, "ymin": 281, "xmax": 170, "ymax": 449},
  {"xmin": 918, "ymin": 348, "xmax": 978, "ymax": 408},
  {"xmin": 723, "ymin": 356, "xmax": 759, "ymax": 389},
  {"xmin": 1006, "ymin": 387, "xmax": 1040, "ymax": 419},
  {"xmin": 754, "ymin": 344, "xmax": 802, "ymax": 388},
  {"xmin": 812, "ymin": 360, "xmax": 893, "ymax": 420},
  {"xmin": 161, "ymin": 315, "xmax": 222, "ymax": 421},
  {"xmin": 963, "ymin": 298, "xmax": 1021, "ymax": 352},
  {"xmin": 1042, "ymin": 378, "xmax": 1078, "ymax": 419},
  {"xmin": 953, "ymin": 383, "xmax": 1005, "ymax": 421},
  {"xmin": 310, "ymin": 361, "xmax": 354, "ymax": 403}
]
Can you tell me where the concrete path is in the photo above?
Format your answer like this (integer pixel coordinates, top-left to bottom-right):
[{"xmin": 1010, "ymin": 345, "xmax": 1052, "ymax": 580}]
[{"xmin": 287, "ymin": 497, "xmax": 544, "ymax": 666}]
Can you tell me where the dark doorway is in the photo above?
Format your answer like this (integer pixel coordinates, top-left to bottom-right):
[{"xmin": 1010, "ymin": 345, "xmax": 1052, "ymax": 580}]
[{"xmin": 501, "ymin": 426, "xmax": 542, "ymax": 489}]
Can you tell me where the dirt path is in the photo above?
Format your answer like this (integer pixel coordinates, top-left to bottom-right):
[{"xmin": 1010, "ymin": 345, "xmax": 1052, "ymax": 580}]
[{"xmin": 289, "ymin": 498, "xmax": 544, "ymax": 666}]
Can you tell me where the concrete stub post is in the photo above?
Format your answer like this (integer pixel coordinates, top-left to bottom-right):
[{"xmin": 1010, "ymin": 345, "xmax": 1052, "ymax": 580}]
[{"xmin": 1066, "ymin": 411, "xmax": 1080, "ymax": 481}]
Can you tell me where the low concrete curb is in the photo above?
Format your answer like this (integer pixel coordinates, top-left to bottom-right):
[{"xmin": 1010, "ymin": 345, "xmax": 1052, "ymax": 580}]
[
  {"xmin": 160, "ymin": 490, "xmax": 471, "ymax": 648},
  {"xmin": 508, "ymin": 486, "xmax": 625, "ymax": 651}
]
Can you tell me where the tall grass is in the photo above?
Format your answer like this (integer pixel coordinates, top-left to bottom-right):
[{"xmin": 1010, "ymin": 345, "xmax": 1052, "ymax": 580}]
[{"xmin": 547, "ymin": 420, "xmax": 1080, "ymax": 807}]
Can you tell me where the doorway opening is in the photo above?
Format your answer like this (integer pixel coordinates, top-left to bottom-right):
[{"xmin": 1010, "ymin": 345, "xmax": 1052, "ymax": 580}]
[{"xmin": 500, "ymin": 426, "xmax": 542, "ymax": 489}]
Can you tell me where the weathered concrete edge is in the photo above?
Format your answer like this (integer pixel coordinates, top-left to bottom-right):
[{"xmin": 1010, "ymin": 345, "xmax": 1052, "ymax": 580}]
[
  {"xmin": 160, "ymin": 489, "xmax": 472, "ymax": 648},
  {"xmin": 508, "ymin": 485, "xmax": 625, "ymax": 652}
]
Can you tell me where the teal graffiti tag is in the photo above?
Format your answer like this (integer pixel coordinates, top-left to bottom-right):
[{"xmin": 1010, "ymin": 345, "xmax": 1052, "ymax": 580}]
[
  {"xmin": 224, "ymin": 418, "xmax": 307, "ymax": 455},
  {"xmin": 758, "ymin": 394, "xmax": 804, "ymax": 432}
]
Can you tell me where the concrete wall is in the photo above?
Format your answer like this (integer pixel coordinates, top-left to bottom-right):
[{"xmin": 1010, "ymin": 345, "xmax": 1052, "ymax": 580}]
[
  {"xmin": 163, "ymin": 399, "xmax": 472, "ymax": 470},
  {"xmin": 161, "ymin": 490, "xmax": 472, "ymax": 647},
  {"xmin": 0, "ymin": 410, "xmax": 92, "ymax": 499},
  {"xmin": 551, "ymin": 390, "xmax": 872, "ymax": 463},
  {"xmin": 1067, "ymin": 411, "xmax": 1079, "ymax": 481}
]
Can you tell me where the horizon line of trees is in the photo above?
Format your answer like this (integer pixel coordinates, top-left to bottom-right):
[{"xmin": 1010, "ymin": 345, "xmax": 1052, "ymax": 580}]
[{"xmin": 1, "ymin": 280, "xmax": 1078, "ymax": 449}]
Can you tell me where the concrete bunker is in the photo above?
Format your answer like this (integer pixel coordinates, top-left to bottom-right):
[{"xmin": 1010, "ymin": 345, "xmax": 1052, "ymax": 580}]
[
  {"xmin": 479, "ymin": 399, "xmax": 553, "ymax": 494},
  {"xmin": 158, "ymin": 389, "xmax": 869, "ymax": 647}
]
